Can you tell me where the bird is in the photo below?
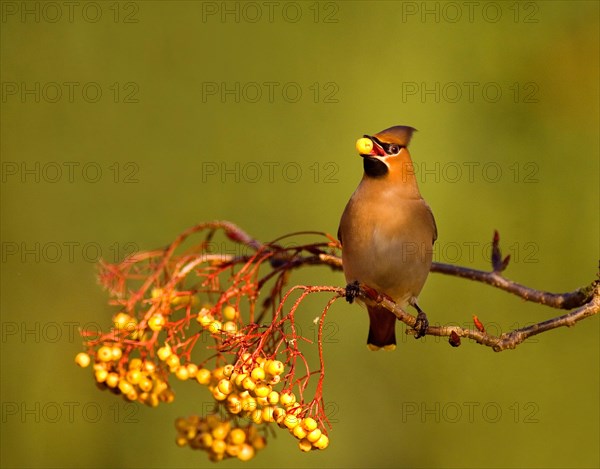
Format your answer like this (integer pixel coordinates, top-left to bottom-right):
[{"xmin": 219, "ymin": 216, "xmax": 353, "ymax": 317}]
[{"xmin": 337, "ymin": 125, "xmax": 437, "ymax": 351}]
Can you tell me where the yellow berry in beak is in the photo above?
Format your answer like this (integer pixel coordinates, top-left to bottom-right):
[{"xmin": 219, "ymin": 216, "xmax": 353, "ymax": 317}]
[{"xmin": 356, "ymin": 137, "xmax": 373, "ymax": 154}]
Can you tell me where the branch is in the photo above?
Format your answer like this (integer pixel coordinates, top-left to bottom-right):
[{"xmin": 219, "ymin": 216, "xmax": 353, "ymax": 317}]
[
  {"xmin": 355, "ymin": 281, "xmax": 600, "ymax": 352},
  {"xmin": 210, "ymin": 221, "xmax": 599, "ymax": 351},
  {"xmin": 104, "ymin": 221, "xmax": 598, "ymax": 353},
  {"xmin": 429, "ymin": 262, "xmax": 596, "ymax": 310},
  {"xmin": 314, "ymin": 244, "xmax": 595, "ymax": 312}
]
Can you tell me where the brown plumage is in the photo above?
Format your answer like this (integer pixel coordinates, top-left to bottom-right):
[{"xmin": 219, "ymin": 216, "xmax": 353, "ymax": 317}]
[{"xmin": 338, "ymin": 126, "xmax": 437, "ymax": 350}]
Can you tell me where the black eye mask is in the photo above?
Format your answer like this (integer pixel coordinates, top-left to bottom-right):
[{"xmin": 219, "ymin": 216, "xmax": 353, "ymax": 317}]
[{"xmin": 365, "ymin": 135, "xmax": 405, "ymax": 156}]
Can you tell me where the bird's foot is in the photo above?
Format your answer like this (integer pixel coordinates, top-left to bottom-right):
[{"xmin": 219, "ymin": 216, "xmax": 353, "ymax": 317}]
[
  {"xmin": 413, "ymin": 304, "xmax": 429, "ymax": 339},
  {"xmin": 345, "ymin": 281, "xmax": 360, "ymax": 304}
]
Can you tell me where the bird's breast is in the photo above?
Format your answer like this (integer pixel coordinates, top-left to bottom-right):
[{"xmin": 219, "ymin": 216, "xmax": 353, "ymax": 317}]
[{"xmin": 340, "ymin": 189, "xmax": 434, "ymax": 304}]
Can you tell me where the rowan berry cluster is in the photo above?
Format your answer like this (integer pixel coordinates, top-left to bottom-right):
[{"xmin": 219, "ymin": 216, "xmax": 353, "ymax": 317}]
[
  {"xmin": 175, "ymin": 414, "xmax": 266, "ymax": 462},
  {"xmin": 192, "ymin": 351, "xmax": 329, "ymax": 453},
  {"xmin": 75, "ymin": 312, "xmax": 174, "ymax": 407},
  {"xmin": 75, "ymin": 222, "xmax": 338, "ymax": 462}
]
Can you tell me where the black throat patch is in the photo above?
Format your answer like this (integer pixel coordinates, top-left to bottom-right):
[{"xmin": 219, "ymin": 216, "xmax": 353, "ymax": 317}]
[{"xmin": 363, "ymin": 156, "xmax": 389, "ymax": 178}]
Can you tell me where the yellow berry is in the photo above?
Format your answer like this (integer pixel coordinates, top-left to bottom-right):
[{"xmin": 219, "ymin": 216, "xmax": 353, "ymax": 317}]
[
  {"xmin": 283, "ymin": 413, "xmax": 299, "ymax": 429},
  {"xmin": 151, "ymin": 287, "xmax": 163, "ymax": 298},
  {"xmin": 250, "ymin": 367, "xmax": 265, "ymax": 382},
  {"xmin": 229, "ymin": 428, "xmax": 246, "ymax": 445},
  {"xmin": 222, "ymin": 305, "xmax": 237, "ymax": 321},
  {"xmin": 272, "ymin": 406, "xmax": 286, "ymax": 423},
  {"xmin": 75, "ymin": 352, "xmax": 90, "ymax": 368},
  {"xmin": 223, "ymin": 364, "xmax": 234, "ymax": 377},
  {"xmin": 139, "ymin": 377, "xmax": 153, "ymax": 392},
  {"xmin": 237, "ymin": 443, "xmax": 255, "ymax": 461},
  {"xmin": 113, "ymin": 312, "xmax": 137, "ymax": 330},
  {"xmin": 175, "ymin": 366, "xmax": 190, "ymax": 381},
  {"xmin": 265, "ymin": 360, "xmax": 284, "ymax": 376},
  {"xmin": 226, "ymin": 444, "xmax": 240, "ymax": 457},
  {"xmin": 118, "ymin": 379, "xmax": 133, "ymax": 395},
  {"xmin": 211, "ymin": 422, "xmax": 231, "ymax": 440},
  {"xmin": 143, "ymin": 361, "xmax": 156, "ymax": 373},
  {"xmin": 307, "ymin": 428, "xmax": 322, "ymax": 443},
  {"xmin": 268, "ymin": 374, "xmax": 281, "ymax": 386},
  {"xmin": 175, "ymin": 417, "xmax": 189, "ymax": 432},
  {"xmin": 280, "ymin": 391, "xmax": 296, "ymax": 406},
  {"xmin": 267, "ymin": 391, "xmax": 279, "ymax": 405},
  {"xmin": 166, "ymin": 354, "xmax": 180, "ymax": 369},
  {"xmin": 212, "ymin": 439, "xmax": 227, "ymax": 454},
  {"xmin": 356, "ymin": 137, "xmax": 374, "ymax": 154},
  {"xmin": 126, "ymin": 369, "xmax": 142, "ymax": 384},
  {"xmin": 153, "ymin": 380, "xmax": 167, "ymax": 394},
  {"xmin": 262, "ymin": 406, "xmax": 275, "ymax": 422},
  {"xmin": 235, "ymin": 373, "xmax": 248, "ymax": 388},
  {"xmin": 242, "ymin": 396, "xmax": 257, "ymax": 413},
  {"xmin": 212, "ymin": 367, "xmax": 225, "ymax": 381},
  {"xmin": 256, "ymin": 396, "xmax": 269, "ymax": 407},
  {"xmin": 196, "ymin": 368, "xmax": 211, "ymax": 385},
  {"xmin": 128, "ymin": 358, "xmax": 143, "ymax": 370},
  {"xmin": 242, "ymin": 377, "xmax": 256, "ymax": 392},
  {"xmin": 97, "ymin": 346, "xmax": 113, "ymax": 362},
  {"xmin": 250, "ymin": 409, "xmax": 263, "ymax": 424},
  {"xmin": 95, "ymin": 369, "xmax": 108, "ymax": 383},
  {"xmin": 298, "ymin": 438, "xmax": 312, "ymax": 452},
  {"xmin": 313, "ymin": 433, "xmax": 329, "ymax": 450},
  {"xmin": 197, "ymin": 310, "xmax": 213, "ymax": 327},
  {"xmin": 106, "ymin": 372, "xmax": 119, "ymax": 388},
  {"xmin": 227, "ymin": 395, "xmax": 242, "ymax": 414},
  {"xmin": 208, "ymin": 320, "xmax": 222, "ymax": 333},
  {"xmin": 157, "ymin": 344, "xmax": 172, "ymax": 361},
  {"xmin": 176, "ymin": 436, "xmax": 187, "ymax": 447},
  {"xmin": 254, "ymin": 384, "xmax": 270, "ymax": 398},
  {"xmin": 111, "ymin": 347, "xmax": 122, "ymax": 360},
  {"xmin": 222, "ymin": 321, "xmax": 237, "ymax": 334},
  {"xmin": 198, "ymin": 432, "xmax": 213, "ymax": 448},
  {"xmin": 186, "ymin": 363, "xmax": 198, "ymax": 378},
  {"xmin": 126, "ymin": 389, "xmax": 138, "ymax": 401},
  {"xmin": 148, "ymin": 314, "xmax": 166, "ymax": 331},
  {"xmin": 302, "ymin": 417, "xmax": 318, "ymax": 432},
  {"xmin": 212, "ymin": 388, "xmax": 228, "ymax": 401},
  {"xmin": 217, "ymin": 379, "xmax": 233, "ymax": 395},
  {"xmin": 292, "ymin": 424, "xmax": 307, "ymax": 439}
]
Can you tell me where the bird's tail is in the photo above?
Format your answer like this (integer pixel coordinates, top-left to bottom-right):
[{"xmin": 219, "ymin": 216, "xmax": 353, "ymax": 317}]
[{"xmin": 367, "ymin": 305, "xmax": 397, "ymax": 351}]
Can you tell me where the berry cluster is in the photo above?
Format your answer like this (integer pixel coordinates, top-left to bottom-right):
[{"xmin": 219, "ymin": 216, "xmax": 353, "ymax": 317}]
[
  {"xmin": 175, "ymin": 414, "xmax": 266, "ymax": 462},
  {"xmin": 76, "ymin": 222, "xmax": 338, "ymax": 463},
  {"xmin": 75, "ymin": 349, "xmax": 173, "ymax": 407},
  {"xmin": 193, "ymin": 352, "xmax": 329, "ymax": 453}
]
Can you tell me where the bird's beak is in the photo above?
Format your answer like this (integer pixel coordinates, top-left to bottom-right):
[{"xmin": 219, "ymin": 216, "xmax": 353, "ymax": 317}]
[{"xmin": 356, "ymin": 135, "xmax": 386, "ymax": 157}]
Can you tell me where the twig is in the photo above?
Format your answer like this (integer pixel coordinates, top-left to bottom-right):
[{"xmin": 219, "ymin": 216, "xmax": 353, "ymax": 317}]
[
  {"xmin": 366, "ymin": 282, "xmax": 600, "ymax": 352},
  {"xmin": 429, "ymin": 262, "xmax": 596, "ymax": 310}
]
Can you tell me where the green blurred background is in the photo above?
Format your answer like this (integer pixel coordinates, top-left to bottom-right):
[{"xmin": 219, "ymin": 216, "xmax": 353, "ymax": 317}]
[{"xmin": 1, "ymin": 1, "xmax": 598, "ymax": 468}]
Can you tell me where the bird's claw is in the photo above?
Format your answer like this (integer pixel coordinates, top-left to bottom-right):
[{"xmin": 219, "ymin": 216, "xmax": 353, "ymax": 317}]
[
  {"xmin": 345, "ymin": 281, "xmax": 360, "ymax": 304},
  {"xmin": 413, "ymin": 310, "xmax": 429, "ymax": 339}
]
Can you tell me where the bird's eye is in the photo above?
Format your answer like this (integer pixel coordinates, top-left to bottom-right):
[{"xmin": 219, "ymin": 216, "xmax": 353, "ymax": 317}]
[{"xmin": 388, "ymin": 144, "xmax": 401, "ymax": 155}]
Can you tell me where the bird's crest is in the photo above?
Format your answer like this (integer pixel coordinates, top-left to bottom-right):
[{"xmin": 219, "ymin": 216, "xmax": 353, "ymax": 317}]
[{"xmin": 374, "ymin": 126, "xmax": 416, "ymax": 147}]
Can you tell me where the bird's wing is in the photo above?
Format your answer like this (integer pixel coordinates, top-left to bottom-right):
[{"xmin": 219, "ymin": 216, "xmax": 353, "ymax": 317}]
[{"xmin": 427, "ymin": 203, "xmax": 438, "ymax": 244}]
